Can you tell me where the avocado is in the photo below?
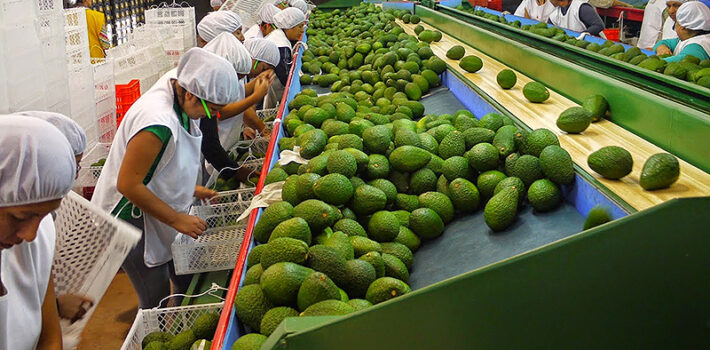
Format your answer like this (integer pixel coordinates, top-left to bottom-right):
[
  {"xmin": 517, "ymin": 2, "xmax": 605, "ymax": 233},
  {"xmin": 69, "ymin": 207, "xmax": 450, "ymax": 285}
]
[
  {"xmin": 260, "ymin": 262, "xmax": 313, "ymax": 306},
  {"xmin": 438, "ymin": 130, "xmax": 466, "ymax": 159},
  {"xmin": 296, "ymin": 173, "xmax": 320, "ymax": 202},
  {"xmin": 459, "ymin": 55, "xmax": 483, "ymax": 73},
  {"xmin": 145, "ymin": 341, "xmax": 167, "ymax": 350},
  {"xmin": 477, "ymin": 170, "xmax": 507, "ymax": 199},
  {"xmin": 167, "ymin": 330, "xmax": 196, "ymax": 350},
  {"xmin": 522, "ymin": 81, "xmax": 550, "ymax": 103},
  {"xmin": 352, "ymin": 184, "xmax": 388, "ymax": 215},
  {"xmin": 408, "ymin": 207, "xmax": 445, "ymax": 240},
  {"xmin": 446, "ymin": 45, "xmax": 466, "ymax": 60},
  {"xmin": 313, "ymin": 173, "xmax": 355, "ymax": 205},
  {"xmin": 191, "ymin": 312, "xmax": 220, "ymax": 340},
  {"xmin": 347, "ymin": 299, "xmax": 373, "ymax": 311},
  {"xmin": 269, "ymin": 217, "xmax": 312, "ymax": 245},
  {"xmin": 442, "ymin": 156, "xmax": 471, "ymax": 181},
  {"xmin": 409, "ymin": 168, "xmax": 437, "ymax": 194},
  {"xmin": 394, "ymin": 225, "xmax": 421, "ymax": 252},
  {"xmin": 253, "ymin": 201, "xmax": 293, "ymax": 243},
  {"xmin": 382, "ymin": 253, "xmax": 409, "ymax": 282},
  {"xmin": 538, "ymin": 145, "xmax": 575, "ymax": 185},
  {"xmin": 557, "ymin": 107, "xmax": 593, "ymax": 133},
  {"xmin": 510, "ymin": 154, "xmax": 543, "ymax": 187},
  {"xmin": 367, "ymin": 211, "xmax": 400, "ymax": 242},
  {"xmin": 524, "ymin": 128, "xmax": 560, "ymax": 157},
  {"xmin": 300, "ymin": 300, "xmax": 355, "ymax": 316},
  {"xmin": 493, "ymin": 125, "xmax": 517, "ymax": 157},
  {"xmin": 247, "ymin": 244, "xmax": 267, "ymax": 269},
  {"xmin": 307, "ymin": 245, "xmax": 349, "ymax": 287},
  {"xmin": 496, "ymin": 69, "xmax": 517, "ymax": 89},
  {"xmin": 365, "ymin": 277, "xmax": 410, "ymax": 304},
  {"xmin": 484, "ymin": 187, "xmax": 519, "ymax": 232},
  {"xmin": 296, "ymin": 272, "xmax": 341, "ymax": 312},
  {"xmin": 231, "ymin": 334, "xmax": 267, "ymax": 350},
  {"xmin": 583, "ymin": 205, "xmax": 612, "ymax": 230},
  {"xmin": 243, "ymin": 264, "xmax": 263, "ymax": 286},
  {"xmin": 258, "ymin": 239, "xmax": 309, "ymax": 272},
  {"xmin": 448, "ymin": 178, "xmax": 480, "ymax": 213},
  {"xmin": 334, "ymin": 218, "xmax": 367, "ymax": 237},
  {"xmin": 299, "ymin": 129, "xmax": 328, "ymax": 159},
  {"xmin": 527, "ymin": 179, "xmax": 562, "ymax": 212},
  {"xmin": 381, "ymin": 242, "xmax": 414, "ymax": 270},
  {"xmin": 587, "ymin": 146, "xmax": 633, "ymax": 179},
  {"xmin": 582, "ymin": 94, "xmax": 609, "ymax": 122},
  {"xmin": 418, "ymin": 192, "xmax": 455, "ymax": 223},
  {"xmin": 142, "ymin": 332, "xmax": 174, "ymax": 348},
  {"xmin": 323, "ymin": 231, "xmax": 355, "ymax": 260},
  {"xmin": 479, "ymin": 113, "xmax": 504, "ymax": 131},
  {"xmin": 234, "ymin": 284, "xmax": 273, "ymax": 332},
  {"xmin": 362, "ymin": 125, "xmax": 393, "ymax": 154},
  {"xmin": 293, "ymin": 199, "xmax": 337, "ymax": 232},
  {"xmin": 350, "ymin": 236, "xmax": 382, "ymax": 257},
  {"xmin": 341, "ymin": 259, "xmax": 377, "ymax": 298},
  {"xmin": 640, "ymin": 153, "xmax": 680, "ymax": 190},
  {"xmin": 463, "ymin": 127, "xmax": 496, "ymax": 148},
  {"xmin": 493, "ymin": 176, "xmax": 526, "ymax": 204},
  {"xmin": 366, "ymin": 153, "xmax": 390, "ymax": 179},
  {"xmin": 395, "ymin": 193, "xmax": 419, "ymax": 212},
  {"xmin": 389, "ymin": 145, "xmax": 432, "ymax": 172},
  {"xmin": 260, "ymin": 307, "xmax": 298, "ymax": 336}
]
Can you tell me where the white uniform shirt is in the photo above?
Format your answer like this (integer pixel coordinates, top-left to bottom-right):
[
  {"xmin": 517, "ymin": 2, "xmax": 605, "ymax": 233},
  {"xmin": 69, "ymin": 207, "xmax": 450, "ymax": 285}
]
[
  {"xmin": 0, "ymin": 216, "xmax": 56, "ymax": 350},
  {"xmin": 638, "ymin": 0, "xmax": 668, "ymax": 49},
  {"xmin": 514, "ymin": 0, "xmax": 556, "ymax": 22},
  {"xmin": 549, "ymin": 0, "xmax": 589, "ymax": 32},
  {"xmin": 662, "ymin": 17, "xmax": 679, "ymax": 40}
]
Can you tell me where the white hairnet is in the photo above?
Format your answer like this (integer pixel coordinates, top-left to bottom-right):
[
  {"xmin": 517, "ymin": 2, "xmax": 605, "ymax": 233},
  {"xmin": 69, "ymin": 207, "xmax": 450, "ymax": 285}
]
[
  {"xmin": 14, "ymin": 111, "xmax": 86, "ymax": 156},
  {"xmin": 177, "ymin": 48, "xmax": 241, "ymax": 105},
  {"xmin": 204, "ymin": 32, "xmax": 252, "ymax": 75},
  {"xmin": 197, "ymin": 11, "xmax": 242, "ymax": 43},
  {"xmin": 258, "ymin": 4, "xmax": 281, "ymax": 24},
  {"xmin": 0, "ymin": 115, "xmax": 76, "ymax": 207},
  {"xmin": 290, "ymin": 0, "xmax": 309, "ymax": 15},
  {"xmin": 244, "ymin": 38, "xmax": 281, "ymax": 67},
  {"xmin": 676, "ymin": 2, "xmax": 710, "ymax": 30},
  {"xmin": 210, "ymin": 0, "xmax": 222, "ymax": 7},
  {"xmin": 273, "ymin": 7, "xmax": 306, "ymax": 29}
]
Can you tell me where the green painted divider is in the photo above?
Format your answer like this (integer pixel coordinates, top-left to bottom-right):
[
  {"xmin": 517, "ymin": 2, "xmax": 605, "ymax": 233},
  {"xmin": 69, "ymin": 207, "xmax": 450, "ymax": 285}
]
[
  {"xmin": 415, "ymin": 6, "xmax": 710, "ymax": 174},
  {"xmin": 265, "ymin": 196, "xmax": 710, "ymax": 349}
]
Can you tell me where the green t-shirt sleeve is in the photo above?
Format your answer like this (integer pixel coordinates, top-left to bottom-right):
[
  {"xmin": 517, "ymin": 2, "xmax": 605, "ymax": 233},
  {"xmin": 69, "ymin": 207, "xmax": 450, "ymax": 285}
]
[
  {"xmin": 654, "ymin": 38, "xmax": 679, "ymax": 52},
  {"xmin": 111, "ymin": 125, "xmax": 173, "ymax": 220},
  {"xmin": 663, "ymin": 43, "xmax": 710, "ymax": 63}
]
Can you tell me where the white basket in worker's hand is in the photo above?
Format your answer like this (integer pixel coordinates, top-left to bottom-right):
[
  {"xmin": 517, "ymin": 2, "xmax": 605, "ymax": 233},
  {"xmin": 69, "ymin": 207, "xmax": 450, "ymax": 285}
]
[
  {"xmin": 121, "ymin": 302, "xmax": 224, "ymax": 350},
  {"xmin": 171, "ymin": 201, "xmax": 251, "ymax": 275},
  {"xmin": 201, "ymin": 187, "xmax": 256, "ymax": 206},
  {"xmin": 53, "ymin": 191, "xmax": 141, "ymax": 348}
]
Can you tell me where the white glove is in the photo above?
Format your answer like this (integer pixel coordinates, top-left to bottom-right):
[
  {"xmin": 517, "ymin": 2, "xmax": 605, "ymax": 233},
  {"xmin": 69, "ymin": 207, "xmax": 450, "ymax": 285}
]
[{"xmin": 576, "ymin": 32, "xmax": 590, "ymax": 40}]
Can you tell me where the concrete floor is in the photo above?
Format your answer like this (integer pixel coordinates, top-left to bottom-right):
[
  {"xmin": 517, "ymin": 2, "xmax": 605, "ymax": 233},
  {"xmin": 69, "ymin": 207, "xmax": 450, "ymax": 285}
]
[{"xmin": 77, "ymin": 272, "xmax": 137, "ymax": 349}]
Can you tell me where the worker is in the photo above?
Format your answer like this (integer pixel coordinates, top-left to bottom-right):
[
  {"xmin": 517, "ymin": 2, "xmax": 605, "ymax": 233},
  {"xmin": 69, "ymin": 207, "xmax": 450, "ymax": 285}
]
[
  {"xmin": 197, "ymin": 11, "xmax": 244, "ymax": 47},
  {"xmin": 211, "ymin": 0, "xmax": 222, "ymax": 11},
  {"xmin": 548, "ymin": 0, "xmax": 606, "ymax": 37},
  {"xmin": 661, "ymin": 0, "xmax": 694, "ymax": 40},
  {"xmin": 638, "ymin": 0, "xmax": 669, "ymax": 50},
  {"xmin": 654, "ymin": 2, "xmax": 710, "ymax": 62},
  {"xmin": 91, "ymin": 48, "xmax": 240, "ymax": 309},
  {"xmin": 244, "ymin": 3, "xmax": 282, "ymax": 40},
  {"xmin": 264, "ymin": 7, "xmax": 307, "ymax": 107},
  {"xmin": 514, "ymin": 0, "xmax": 555, "ymax": 22},
  {"xmin": 0, "ymin": 115, "xmax": 78, "ymax": 350},
  {"xmin": 245, "ymin": 38, "xmax": 281, "ymax": 80},
  {"xmin": 275, "ymin": 0, "xmax": 289, "ymax": 9},
  {"xmin": 290, "ymin": 0, "xmax": 310, "ymax": 15},
  {"xmin": 66, "ymin": 0, "xmax": 110, "ymax": 58}
]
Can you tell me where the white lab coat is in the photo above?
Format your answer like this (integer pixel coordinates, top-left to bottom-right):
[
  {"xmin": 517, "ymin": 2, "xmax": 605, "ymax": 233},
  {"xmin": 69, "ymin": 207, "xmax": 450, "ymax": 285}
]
[
  {"xmin": 549, "ymin": 0, "xmax": 589, "ymax": 32},
  {"xmin": 514, "ymin": 0, "xmax": 556, "ymax": 22},
  {"xmin": 264, "ymin": 29, "xmax": 291, "ymax": 108},
  {"xmin": 91, "ymin": 78, "xmax": 202, "ymax": 267},
  {"xmin": 662, "ymin": 17, "xmax": 679, "ymax": 40},
  {"xmin": 0, "ymin": 216, "xmax": 55, "ymax": 350},
  {"xmin": 637, "ymin": 0, "xmax": 667, "ymax": 49},
  {"xmin": 673, "ymin": 34, "xmax": 710, "ymax": 56},
  {"xmin": 244, "ymin": 24, "xmax": 263, "ymax": 40}
]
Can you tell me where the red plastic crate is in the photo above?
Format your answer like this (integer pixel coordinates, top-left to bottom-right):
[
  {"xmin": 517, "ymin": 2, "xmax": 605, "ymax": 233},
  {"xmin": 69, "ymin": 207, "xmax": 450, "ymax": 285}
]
[
  {"xmin": 115, "ymin": 80, "xmax": 141, "ymax": 127},
  {"xmin": 603, "ymin": 28, "xmax": 620, "ymax": 42}
]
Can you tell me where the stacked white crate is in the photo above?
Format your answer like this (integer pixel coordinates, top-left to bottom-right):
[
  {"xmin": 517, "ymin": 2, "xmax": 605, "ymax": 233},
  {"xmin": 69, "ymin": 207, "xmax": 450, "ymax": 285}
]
[
  {"xmin": 38, "ymin": 11, "xmax": 71, "ymax": 115},
  {"xmin": 139, "ymin": 22, "xmax": 194, "ymax": 67},
  {"xmin": 92, "ymin": 58, "xmax": 117, "ymax": 143},
  {"xmin": 65, "ymin": 8, "xmax": 98, "ymax": 148},
  {"xmin": 145, "ymin": 6, "xmax": 197, "ymax": 48},
  {"xmin": 0, "ymin": 0, "xmax": 48, "ymax": 113},
  {"xmin": 107, "ymin": 42, "xmax": 168, "ymax": 94}
]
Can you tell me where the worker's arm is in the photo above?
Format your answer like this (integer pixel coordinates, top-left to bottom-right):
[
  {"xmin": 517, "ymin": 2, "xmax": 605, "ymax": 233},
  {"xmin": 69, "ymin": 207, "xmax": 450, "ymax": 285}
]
[
  {"xmin": 578, "ymin": 3, "xmax": 605, "ymax": 36},
  {"xmin": 654, "ymin": 38, "xmax": 679, "ymax": 56},
  {"xmin": 218, "ymin": 78, "xmax": 271, "ymax": 120},
  {"xmin": 243, "ymin": 106, "xmax": 267, "ymax": 134},
  {"xmin": 116, "ymin": 130, "xmax": 206, "ymax": 238},
  {"xmin": 662, "ymin": 43, "xmax": 710, "ymax": 62},
  {"xmin": 36, "ymin": 276, "xmax": 62, "ymax": 350}
]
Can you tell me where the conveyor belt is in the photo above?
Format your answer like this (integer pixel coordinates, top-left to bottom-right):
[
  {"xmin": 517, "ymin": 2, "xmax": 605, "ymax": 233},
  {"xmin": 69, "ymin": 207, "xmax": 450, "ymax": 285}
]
[{"xmin": 399, "ymin": 20, "xmax": 710, "ymax": 211}]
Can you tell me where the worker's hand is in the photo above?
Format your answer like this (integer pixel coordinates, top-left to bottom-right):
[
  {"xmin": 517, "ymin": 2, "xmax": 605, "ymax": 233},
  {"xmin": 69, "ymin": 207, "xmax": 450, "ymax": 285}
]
[
  {"xmin": 257, "ymin": 69, "xmax": 275, "ymax": 83},
  {"xmin": 194, "ymin": 185, "xmax": 217, "ymax": 200},
  {"xmin": 253, "ymin": 78, "xmax": 271, "ymax": 100},
  {"xmin": 259, "ymin": 127, "xmax": 272, "ymax": 138},
  {"xmin": 243, "ymin": 127, "xmax": 257, "ymax": 140},
  {"xmin": 656, "ymin": 45, "xmax": 672, "ymax": 56},
  {"xmin": 57, "ymin": 294, "xmax": 94, "ymax": 324},
  {"xmin": 235, "ymin": 166, "xmax": 259, "ymax": 183},
  {"xmin": 170, "ymin": 214, "xmax": 207, "ymax": 238}
]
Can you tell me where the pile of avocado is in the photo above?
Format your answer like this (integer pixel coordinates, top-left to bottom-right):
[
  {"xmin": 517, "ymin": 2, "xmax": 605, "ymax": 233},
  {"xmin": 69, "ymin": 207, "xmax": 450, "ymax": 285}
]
[
  {"xmin": 463, "ymin": 8, "xmax": 710, "ymax": 88},
  {"xmin": 232, "ymin": 5, "xmax": 586, "ymax": 349},
  {"xmin": 140, "ymin": 312, "xmax": 219, "ymax": 350}
]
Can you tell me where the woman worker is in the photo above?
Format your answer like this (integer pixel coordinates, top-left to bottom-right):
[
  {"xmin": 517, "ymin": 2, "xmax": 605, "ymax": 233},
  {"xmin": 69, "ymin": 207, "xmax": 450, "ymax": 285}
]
[
  {"xmin": 66, "ymin": 0, "xmax": 110, "ymax": 58},
  {"xmin": 197, "ymin": 10, "xmax": 244, "ymax": 46},
  {"xmin": 264, "ymin": 7, "xmax": 307, "ymax": 107},
  {"xmin": 655, "ymin": 2, "xmax": 710, "ymax": 62},
  {"xmin": 91, "ymin": 48, "xmax": 240, "ymax": 309},
  {"xmin": 244, "ymin": 4, "xmax": 282, "ymax": 40},
  {"xmin": 548, "ymin": 0, "xmax": 605, "ymax": 37},
  {"xmin": 514, "ymin": 0, "xmax": 555, "ymax": 22},
  {"xmin": 0, "ymin": 116, "xmax": 78, "ymax": 350},
  {"xmin": 661, "ymin": 0, "xmax": 695, "ymax": 40}
]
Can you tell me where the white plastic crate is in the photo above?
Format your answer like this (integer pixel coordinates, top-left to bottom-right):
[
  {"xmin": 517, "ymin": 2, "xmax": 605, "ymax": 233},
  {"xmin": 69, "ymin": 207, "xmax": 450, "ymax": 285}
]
[
  {"xmin": 0, "ymin": 21, "xmax": 48, "ymax": 113},
  {"xmin": 172, "ymin": 203, "xmax": 251, "ymax": 275},
  {"xmin": 53, "ymin": 191, "xmax": 141, "ymax": 347},
  {"xmin": 121, "ymin": 303, "xmax": 224, "ymax": 350},
  {"xmin": 219, "ymin": 0, "xmax": 273, "ymax": 29},
  {"xmin": 145, "ymin": 6, "xmax": 196, "ymax": 47},
  {"xmin": 75, "ymin": 142, "xmax": 111, "ymax": 188},
  {"xmin": 0, "ymin": 0, "xmax": 39, "ymax": 24},
  {"xmin": 201, "ymin": 187, "xmax": 256, "ymax": 206},
  {"xmin": 256, "ymin": 106, "xmax": 279, "ymax": 122},
  {"xmin": 38, "ymin": 0, "xmax": 63, "ymax": 11}
]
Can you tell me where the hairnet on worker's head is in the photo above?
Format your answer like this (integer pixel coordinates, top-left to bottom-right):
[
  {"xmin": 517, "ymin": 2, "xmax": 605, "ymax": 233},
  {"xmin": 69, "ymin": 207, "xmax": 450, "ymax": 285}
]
[
  {"xmin": 676, "ymin": 2, "xmax": 710, "ymax": 30},
  {"xmin": 258, "ymin": 3, "xmax": 281, "ymax": 24},
  {"xmin": 244, "ymin": 38, "xmax": 281, "ymax": 67},
  {"xmin": 290, "ymin": 0, "xmax": 309, "ymax": 15},
  {"xmin": 13, "ymin": 111, "xmax": 86, "ymax": 156},
  {"xmin": 197, "ymin": 11, "xmax": 243, "ymax": 43},
  {"xmin": 210, "ymin": 0, "xmax": 222, "ymax": 7},
  {"xmin": 273, "ymin": 7, "xmax": 306, "ymax": 29},
  {"xmin": 204, "ymin": 32, "xmax": 252, "ymax": 75},
  {"xmin": 0, "ymin": 115, "xmax": 76, "ymax": 207},
  {"xmin": 177, "ymin": 48, "xmax": 241, "ymax": 105}
]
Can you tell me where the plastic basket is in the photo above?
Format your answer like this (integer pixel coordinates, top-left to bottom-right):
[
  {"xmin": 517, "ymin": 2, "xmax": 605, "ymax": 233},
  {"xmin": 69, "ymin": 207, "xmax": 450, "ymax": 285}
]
[
  {"xmin": 604, "ymin": 28, "xmax": 620, "ymax": 42},
  {"xmin": 256, "ymin": 106, "xmax": 279, "ymax": 122},
  {"xmin": 121, "ymin": 303, "xmax": 224, "ymax": 350},
  {"xmin": 171, "ymin": 202, "xmax": 252, "ymax": 275},
  {"xmin": 201, "ymin": 187, "xmax": 256, "ymax": 206},
  {"xmin": 53, "ymin": 191, "xmax": 141, "ymax": 346},
  {"xmin": 74, "ymin": 142, "xmax": 111, "ymax": 199},
  {"xmin": 219, "ymin": 0, "xmax": 272, "ymax": 29},
  {"xmin": 116, "ymin": 79, "xmax": 141, "ymax": 125},
  {"xmin": 144, "ymin": 6, "xmax": 196, "ymax": 47}
]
